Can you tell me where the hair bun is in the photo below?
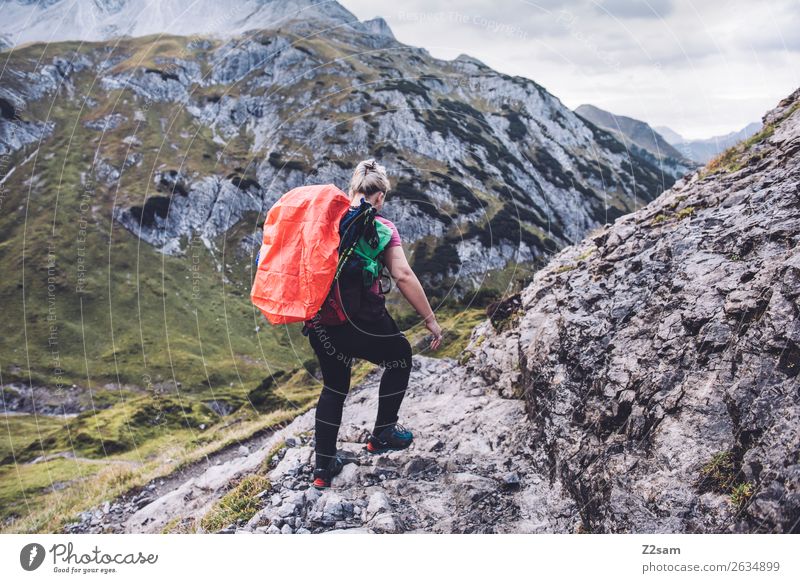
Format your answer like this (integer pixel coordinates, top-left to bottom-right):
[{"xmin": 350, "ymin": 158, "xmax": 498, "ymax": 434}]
[{"xmin": 349, "ymin": 158, "xmax": 390, "ymax": 199}]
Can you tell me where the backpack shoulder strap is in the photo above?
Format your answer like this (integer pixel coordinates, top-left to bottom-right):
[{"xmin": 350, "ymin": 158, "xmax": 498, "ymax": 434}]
[{"xmin": 333, "ymin": 200, "xmax": 375, "ymax": 282}]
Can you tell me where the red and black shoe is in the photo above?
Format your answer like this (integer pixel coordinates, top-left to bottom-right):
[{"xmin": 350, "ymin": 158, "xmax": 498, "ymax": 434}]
[
  {"xmin": 366, "ymin": 423, "xmax": 414, "ymax": 454},
  {"xmin": 312, "ymin": 454, "xmax": 344, "ymax": 489}
]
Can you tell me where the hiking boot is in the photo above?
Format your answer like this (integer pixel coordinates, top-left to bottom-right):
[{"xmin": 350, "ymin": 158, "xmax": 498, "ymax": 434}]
[
  {"xmin": 366, "ymin": 423, "xmax": 413, "ymax": 454},
  {"xmin": 312, "ymin": 453, "xmax": 344, "ymax": 489}
]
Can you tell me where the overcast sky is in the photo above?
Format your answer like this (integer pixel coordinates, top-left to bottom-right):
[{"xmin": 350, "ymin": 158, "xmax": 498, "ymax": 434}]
[{"xmin": 341, "ymin": 0, "xmax": 799, "ymax": 139}]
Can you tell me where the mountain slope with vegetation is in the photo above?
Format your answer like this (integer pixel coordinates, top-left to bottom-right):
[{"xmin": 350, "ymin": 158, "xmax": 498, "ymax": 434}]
[{"xmin": 58, "ymin": 89, "xmax": 800, "ymax": 535}]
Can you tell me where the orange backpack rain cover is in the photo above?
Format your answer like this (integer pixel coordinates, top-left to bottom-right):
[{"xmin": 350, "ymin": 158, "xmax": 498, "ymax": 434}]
[{"xmin": 250, "ymin": 184, "xmax": 351, "ymax": 325}]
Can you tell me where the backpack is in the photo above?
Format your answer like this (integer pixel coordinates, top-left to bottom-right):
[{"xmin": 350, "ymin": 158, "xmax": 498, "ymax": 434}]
[
  {"xmin": 250, "ymin": 184, "xmax": 351, "ymax": 325},
  {"xmin": 308, "ymin": 198, "xmax": 394, "ymax": 330}
]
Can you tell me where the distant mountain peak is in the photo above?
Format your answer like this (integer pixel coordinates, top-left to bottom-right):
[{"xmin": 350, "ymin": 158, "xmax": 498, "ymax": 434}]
[
  {"xmin": 653, "ymin": 125, "xmax": 684, "ymax": 145},
  {"xmin": 0, "ymin": 0, "xmax": 364, "ymax": 46},
  {"xmin": 361, "ymin": 17, "xmax": 395, "ymax": 40},
  {"xmin": 575, "ymin": 103, "xmax": 696, "ymax": 177},
  {"xmin": 654, "ymin": 122, "xmax": 763, "ymax": 163},
  {"xmin": 453, "ymin": 53, "xmax": 487, "ymax": 68}
]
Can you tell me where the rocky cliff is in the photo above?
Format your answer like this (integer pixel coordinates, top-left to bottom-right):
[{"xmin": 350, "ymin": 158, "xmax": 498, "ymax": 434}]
[
  {"xmin": 464, "ymin": 88, "xmax": 800, "ymax": 533},
  {"xmin": 64, "ymin": 89, "xmax": 799, "ymax": 535}
]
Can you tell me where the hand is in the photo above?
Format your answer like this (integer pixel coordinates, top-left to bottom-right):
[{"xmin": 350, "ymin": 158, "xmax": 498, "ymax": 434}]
[{"xmin": 425, "ymin": 318, "xmax": 443, "ymax": 351}]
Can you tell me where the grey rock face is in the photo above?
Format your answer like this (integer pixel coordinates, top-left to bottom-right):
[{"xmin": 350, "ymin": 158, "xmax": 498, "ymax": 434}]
[
  {"xmin": 0, "ymin": 114, "xmax": 54, "ymax": 156},
  {"xmin": 101, "ymin": 67, "xmax": 193, "ymax": 103},
  {"xmin": 207, "ymin": 38, "xmax": 290, "ymax": 85},
  {"xmin": 362, "ymin": 17, "xmax": 395, "ymax": 40},
  {"xmin": 360, "ymin": 17, "xmax": 396, "ymax": 49},
  {"xmin": 0, "ymin": 53, "xmax": 90, "ymax": 155},
  {"xmin": 113, "ymin": 175, "xmax": 263, "ymax": 254},
  {"xmin": 464, "ymin": 88, "xmax": 800, "ymax": 533},
  {"xmin": 0, "ymin": 382, "xmax": 88, "ymax": 418}
]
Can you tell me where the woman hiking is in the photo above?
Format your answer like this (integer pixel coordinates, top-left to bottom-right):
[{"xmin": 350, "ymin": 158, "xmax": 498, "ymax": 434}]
[{"xmin": 303, "ymin": 159, "xmax": 443, "ymax": 489}]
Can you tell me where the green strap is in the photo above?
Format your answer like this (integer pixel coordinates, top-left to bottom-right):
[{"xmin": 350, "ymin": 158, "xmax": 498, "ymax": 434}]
[{"xmin": 353, "ymin": 220, "xmax": 393, "ymax": 285}]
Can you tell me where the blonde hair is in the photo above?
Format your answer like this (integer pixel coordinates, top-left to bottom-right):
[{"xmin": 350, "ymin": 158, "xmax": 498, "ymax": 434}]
[{"xmin": 348, "ymin": 158, "xmax": 390, "ymax": 201}]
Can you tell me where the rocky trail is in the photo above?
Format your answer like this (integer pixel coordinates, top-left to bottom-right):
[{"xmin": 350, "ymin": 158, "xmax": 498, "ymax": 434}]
[
  {"xmin": 68, "ymin": 356, "xmax": 576, "ymax": 534},
  {"xmin": 63, "ymin": 420, "xmax": 285, "ymax": 534}
]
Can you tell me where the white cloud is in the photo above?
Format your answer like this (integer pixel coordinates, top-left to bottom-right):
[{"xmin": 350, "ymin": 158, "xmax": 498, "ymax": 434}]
[{"xmin": 594, "ymin": 0, "xmax": 675, "ymax": 19}]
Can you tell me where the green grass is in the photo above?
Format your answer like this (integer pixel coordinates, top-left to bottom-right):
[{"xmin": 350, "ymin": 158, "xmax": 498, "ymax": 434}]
[
  {"xmin": 258, "ymin": 439, "xmax": 287, "ymax": 474},
  {"xmin": 199, "ymin": 474, "xmax": 270, "ymax": 532},
  {"xmin": 651, "ymin": 206, "xmax": 695, "ymax": 226},
  {"xmin": 651, "ymin": 213, "xmax": 668, "ymax": 225},
  {"xmin": 730, "ymin": 482, "xmax": 753, "ymax": 510},
  {"xmin": 698, "ymin": 451, "xmax": 737, "ymax": 493},
  {"xmin": 0, "ymin": 133, "xmax": 304, "ymax": 394},
  {"xmin": 0, "ymin": 456, "xmax": 116, "ymax": 527},
  {"xmin": 0, "ymin": 414, "xmax": 67, "ymax": 463},
  {"xmin": 554, "ymin": 263, "xmax": 577, "ymax": 273},
  {"xmin": 697, "ymin": 453, "xmax": 759, "ymax": 512},
  {"xmin": 399, "ymin": 306, "xmax": 488, "ymax": 360},
  {"xmin": 10, "ymin": 396, "xmax": 220, "ymax": 463},
  {"xmin": 0, "ymin": 399, "xmax": 317, "ymax": 533}
]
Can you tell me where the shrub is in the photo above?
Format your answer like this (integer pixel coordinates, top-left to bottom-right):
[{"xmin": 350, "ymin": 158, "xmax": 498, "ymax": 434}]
[{"xmin": 651, "ymin": 214, "xmax": 668, "ymax": 225}]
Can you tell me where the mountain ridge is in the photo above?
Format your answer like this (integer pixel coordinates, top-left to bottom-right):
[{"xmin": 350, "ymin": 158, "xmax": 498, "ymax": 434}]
[
  {"xmin": 654, "ymin": 122, "xmax": 763, "ymax": 164},
  {"xmin": 575, "ymin": 103, "xmax": 697, "ymax": 178},
  {"xmin": 0, "ymin": 0, "xmax": 365, "ymax": 46},
  {"xmin": 0, "ymin": 21, "xmax": 677, "ymax": 296}
]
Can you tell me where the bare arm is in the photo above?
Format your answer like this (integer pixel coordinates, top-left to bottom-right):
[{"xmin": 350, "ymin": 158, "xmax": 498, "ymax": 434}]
[{"xmin": 383, "ymin": 245, "xmax": 443, "ymax": 350}]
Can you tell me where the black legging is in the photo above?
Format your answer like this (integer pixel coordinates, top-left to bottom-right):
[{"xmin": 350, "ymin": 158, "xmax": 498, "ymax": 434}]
[{"xmin": 306, "ymin": 311, "xmax": 413, "ymax": 471}]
